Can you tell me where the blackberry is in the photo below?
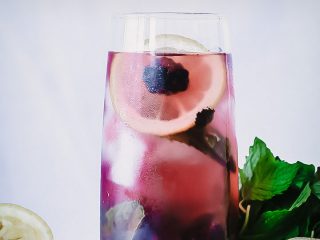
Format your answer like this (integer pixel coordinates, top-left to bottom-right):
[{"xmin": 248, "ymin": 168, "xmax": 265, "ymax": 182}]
[
  {"xmin": 142, "ymin": 57, "xmax": 189, "ymax": 95},
  {"xmin": 143, "ymin": 65, "xmax": 167, "ymax": 93},
  {"xmin": 195, "ymin": 108, "xmax": 215, "ymax": 127}
]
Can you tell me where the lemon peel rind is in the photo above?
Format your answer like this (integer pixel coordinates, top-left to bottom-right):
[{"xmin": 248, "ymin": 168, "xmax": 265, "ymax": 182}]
[{"xmin": 0, "ymin": 203, "xmax": 53, "ymax": 240}]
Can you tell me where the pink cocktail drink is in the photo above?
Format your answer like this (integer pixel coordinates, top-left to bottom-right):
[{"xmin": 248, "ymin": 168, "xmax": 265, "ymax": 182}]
[{"xmin": 101, "ymin": 52, "xmax": 238, "ymax": 240}]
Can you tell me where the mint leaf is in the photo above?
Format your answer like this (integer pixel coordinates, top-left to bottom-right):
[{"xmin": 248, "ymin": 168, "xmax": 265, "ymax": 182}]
[
  {"xmin": 312, "ymin": 167, "xmax": 320, "ymax": 200},
  {"xmin": 239, "ymin": 137, "xmax": 320, "ymax": 240},
  {"xmin": 168, "ymin": 126, "xmax": 234, "ymax": 169},
  {"xmin": 255, "ymin": 183, "xmax": 311, "ymax": 229},
  {"xmin": 240, "ymin": 183, "xmax": 312, "ymax": 240},
  {"xmin": 292, "ymin": 162, "xmax": 315, "ymax": 189},
  {"xmin": 289, "ymin": 182, "xmax": 312, "ymax": 210},
  {"xmin": 102, "ymin": 201, "xmax": 145, "ymax": 239},
  {"xmin": 312, "ymin": 181, "xmax": 320, "ymax": 200},
  {"xmin": 240, "ymin": 138, "xmax": 300, "ymax": 200}
]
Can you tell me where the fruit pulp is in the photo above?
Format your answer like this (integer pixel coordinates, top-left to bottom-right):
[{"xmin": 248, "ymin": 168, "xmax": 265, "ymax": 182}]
[{"xmin": 101, "ymin": 52, "xmax": 238, "ymax": 240}]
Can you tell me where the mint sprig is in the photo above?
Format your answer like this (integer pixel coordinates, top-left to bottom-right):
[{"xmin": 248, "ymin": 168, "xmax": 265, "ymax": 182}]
[{"xmin": 239, "ymin": 138, "xmax": 320, "ymax": 239}]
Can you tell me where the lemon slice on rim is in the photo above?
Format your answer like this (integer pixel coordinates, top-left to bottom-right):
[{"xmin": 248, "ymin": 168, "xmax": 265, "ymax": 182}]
[
  {"xmin": 0, "ymin": 204, "xmax": 53, "ymax": 240},
  {"xmin": 144, "ymin": 34, "xmax": 209, "ymax": 53},
  {"xmin": 110, "ymin": 34, "xmax": 227, "ymax": 136}
]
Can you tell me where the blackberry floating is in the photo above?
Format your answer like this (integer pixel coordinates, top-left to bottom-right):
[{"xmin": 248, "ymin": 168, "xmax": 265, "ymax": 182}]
[{"xmin": 142, "ymin": 57, "xmax": 189, "ymax": 95}]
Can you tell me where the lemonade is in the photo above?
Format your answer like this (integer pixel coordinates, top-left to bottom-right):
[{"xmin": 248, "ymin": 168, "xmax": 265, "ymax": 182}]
[{"xmin": 101, "ymin": 50, "xmax": 238, "ymax": 239}]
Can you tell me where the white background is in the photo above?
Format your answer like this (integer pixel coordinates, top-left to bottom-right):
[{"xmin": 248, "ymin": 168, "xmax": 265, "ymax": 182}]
[{"xmin": 1, "ymin": 0, "xmax": 320, "ymax": 239}]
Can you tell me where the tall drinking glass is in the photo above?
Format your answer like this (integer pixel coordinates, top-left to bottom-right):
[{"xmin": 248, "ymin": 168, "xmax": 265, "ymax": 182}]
[{"xmin": 101, "ymin": 12, "xmax": 238, "ymax": 240}]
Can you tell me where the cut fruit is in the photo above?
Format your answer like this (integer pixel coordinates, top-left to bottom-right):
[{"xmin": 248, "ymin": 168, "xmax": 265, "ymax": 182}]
[
  {"xmin": 0, "ymin": 203, "xmax": 53, "ymax": 240},
  {"xmin": 144, "ymin": 34, "xmax": 209, "ymax": 53},
  {"xmin": 109, "ymin": 34, "xmax": 227, "ymax": 136},
  {"xmin": 289, "ymin": 238, "xmax": 319, "ymax": 240}
]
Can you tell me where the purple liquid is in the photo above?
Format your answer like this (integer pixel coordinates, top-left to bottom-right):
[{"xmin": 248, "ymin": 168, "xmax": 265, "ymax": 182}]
[{"xmin": 101, "ymin": 52, "xmax": 238, "ymax": 240}]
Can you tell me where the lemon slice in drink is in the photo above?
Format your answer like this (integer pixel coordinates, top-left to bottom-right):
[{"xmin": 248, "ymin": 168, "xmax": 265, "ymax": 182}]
[
  {"xmin": 110, "ymin": 34, "xmax": 227, "ymax": 136},
  {"xmin": 0, "ymin": 204, "xmax": 53, "ymax": 240}
]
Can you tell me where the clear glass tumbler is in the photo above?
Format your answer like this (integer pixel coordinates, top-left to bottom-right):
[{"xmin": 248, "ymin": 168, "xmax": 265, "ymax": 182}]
[{"xmin": 101, "ymin": 12, "xmax": 238, "ymax": 240}]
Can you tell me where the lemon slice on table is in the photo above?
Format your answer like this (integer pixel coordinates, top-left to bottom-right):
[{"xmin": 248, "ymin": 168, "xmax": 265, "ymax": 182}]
[
  {"xmin": 289, "ymin": 238, "xmax": 320, "ymax": 240},
  {"xmin": 0, "ymin": 204, "xmax": 53, "ymax": 240},
  {"xmin": 110, "ymin": 34, "xmax": 227, "ymax": 136}
]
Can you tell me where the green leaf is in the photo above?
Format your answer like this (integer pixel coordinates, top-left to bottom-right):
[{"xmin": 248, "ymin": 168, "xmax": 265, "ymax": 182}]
[
  {"xmin": 255, "ymin": 183, "xmax": 311, "ymax": 230},
  {"xmin": 240, "ymin": 183, "xmax": 312, "ymax": 240},
  {"xmin": 292, "ymin": 162, "xmax": 315, "ymax": 189},
  {"xmin": 312, "ymin": 167, "xmax": 320, "ymax": 199},
  {"xmin": 312, "ymin": 181, "xmax": 320, "ymax": 200},
  {"xmin": 239, "ymin": 138, "xmax": 320, "ymax": 240},
  {"xmin": 240, "ymin": 138, "xmax": 301, "ymax": 200},
  {"xmin": 289, "ymin": 182, "xmax": 312, "ymax": 210}
]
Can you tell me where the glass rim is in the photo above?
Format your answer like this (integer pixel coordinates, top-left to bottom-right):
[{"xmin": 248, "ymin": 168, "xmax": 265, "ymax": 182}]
[{"xmin": 113, "ymin": 12, "xmax": 224, "ymax": 20}]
